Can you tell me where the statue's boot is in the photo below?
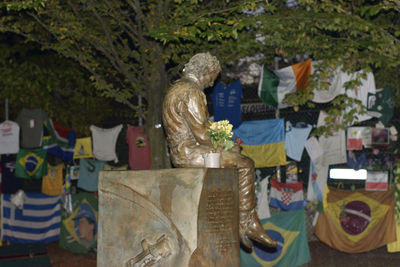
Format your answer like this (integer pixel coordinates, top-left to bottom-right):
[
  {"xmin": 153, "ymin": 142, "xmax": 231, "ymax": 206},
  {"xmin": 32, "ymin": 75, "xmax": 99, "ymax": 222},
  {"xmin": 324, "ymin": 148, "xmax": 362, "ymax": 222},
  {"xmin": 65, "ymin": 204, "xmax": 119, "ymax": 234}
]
[{"xmin": 238, "ymin": 167, "xmax": 277, "ymax": 251}]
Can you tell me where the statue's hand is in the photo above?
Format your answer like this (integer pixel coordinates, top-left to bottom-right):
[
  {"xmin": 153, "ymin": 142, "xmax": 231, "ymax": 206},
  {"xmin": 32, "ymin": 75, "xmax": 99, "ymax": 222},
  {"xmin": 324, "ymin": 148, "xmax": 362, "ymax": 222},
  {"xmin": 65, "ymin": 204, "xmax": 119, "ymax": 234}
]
[
  {"xmin": 231, "ymin": 143, "xmax": 241, "ymax": 153},
  {"xmin": 231, "ymin": 137, "xmax": 243, "ymax": 153}
]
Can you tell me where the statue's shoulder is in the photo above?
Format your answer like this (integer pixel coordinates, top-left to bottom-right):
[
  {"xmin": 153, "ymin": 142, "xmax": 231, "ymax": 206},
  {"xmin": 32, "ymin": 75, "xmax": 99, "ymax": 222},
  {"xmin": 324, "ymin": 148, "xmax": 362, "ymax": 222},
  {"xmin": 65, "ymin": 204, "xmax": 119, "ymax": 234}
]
[{"xmin": 170, "ymin": 78, "xmax": 201, "ymax": 94}]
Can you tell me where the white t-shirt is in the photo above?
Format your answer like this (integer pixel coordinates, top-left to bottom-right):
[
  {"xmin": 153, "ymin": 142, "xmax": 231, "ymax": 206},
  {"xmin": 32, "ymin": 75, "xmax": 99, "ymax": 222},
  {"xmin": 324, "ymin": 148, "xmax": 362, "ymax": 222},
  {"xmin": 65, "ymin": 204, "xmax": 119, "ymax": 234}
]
[
  {"xmin": 0, "ymin": 120, "xmax": 20, "ymax": 154},
  {"xmin": 90, "ymin": 124, "xmax": 123, "ymax": 163}
]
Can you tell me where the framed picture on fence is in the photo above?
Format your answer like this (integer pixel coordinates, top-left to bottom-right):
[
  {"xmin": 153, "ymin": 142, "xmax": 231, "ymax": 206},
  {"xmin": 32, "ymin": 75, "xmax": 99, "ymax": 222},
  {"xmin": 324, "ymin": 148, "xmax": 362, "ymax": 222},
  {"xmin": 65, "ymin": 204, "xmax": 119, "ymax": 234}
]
[{"xmin": 371, "ymin": 128, "xmax": 389, "ymax": 145}]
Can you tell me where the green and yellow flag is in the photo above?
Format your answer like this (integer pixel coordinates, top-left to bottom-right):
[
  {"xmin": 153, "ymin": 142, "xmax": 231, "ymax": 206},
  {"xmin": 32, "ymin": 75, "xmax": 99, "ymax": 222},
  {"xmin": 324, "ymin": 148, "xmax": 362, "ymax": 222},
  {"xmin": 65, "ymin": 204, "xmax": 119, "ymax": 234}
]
[
  {"xmin": 15, "ymin": 148, "xmax": 48, "ymax": 179},
  {"xmin": 240, "ymin": 209, "xmax": 310, "ymax": 267},
  {"xmin": 315, "ymin": 187, "xmax": 396, "ymax": 253}
]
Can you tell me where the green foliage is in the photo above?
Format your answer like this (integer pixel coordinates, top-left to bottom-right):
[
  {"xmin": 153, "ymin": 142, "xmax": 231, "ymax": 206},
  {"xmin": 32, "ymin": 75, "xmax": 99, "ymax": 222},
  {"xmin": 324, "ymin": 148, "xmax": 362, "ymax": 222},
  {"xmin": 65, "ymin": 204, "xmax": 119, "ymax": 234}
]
[
  {"xmin": 0, "ymin": 34, "xmax": 131, "ymax": 135},
  {"xmin": 0, "ymin": 0, "xmax": 400, "ymax": 148}
]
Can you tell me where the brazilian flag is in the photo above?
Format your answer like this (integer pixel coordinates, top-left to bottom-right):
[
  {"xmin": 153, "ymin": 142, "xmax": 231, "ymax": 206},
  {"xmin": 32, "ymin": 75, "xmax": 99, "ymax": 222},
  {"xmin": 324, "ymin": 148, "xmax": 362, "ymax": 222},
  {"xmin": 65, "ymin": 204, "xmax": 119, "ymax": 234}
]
[
  {"xmin": 240, "ymin": 209, "xmax": 311, "ymax": 267},
  {"xmin": 315, "ymin": 187, "xmax": 395, "ymax": 253},
  {"xmin": 15, "ymin": 148, "xmax": 48, "ymax": 179}
]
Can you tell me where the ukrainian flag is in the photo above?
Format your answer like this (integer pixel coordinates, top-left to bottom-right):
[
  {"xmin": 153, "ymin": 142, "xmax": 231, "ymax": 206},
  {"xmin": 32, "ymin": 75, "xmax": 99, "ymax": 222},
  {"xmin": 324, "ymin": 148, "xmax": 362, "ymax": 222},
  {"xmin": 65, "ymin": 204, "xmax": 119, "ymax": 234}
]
[{"xmin": 233, "ymin": 119, "xmax": 286, "ymax": 168}]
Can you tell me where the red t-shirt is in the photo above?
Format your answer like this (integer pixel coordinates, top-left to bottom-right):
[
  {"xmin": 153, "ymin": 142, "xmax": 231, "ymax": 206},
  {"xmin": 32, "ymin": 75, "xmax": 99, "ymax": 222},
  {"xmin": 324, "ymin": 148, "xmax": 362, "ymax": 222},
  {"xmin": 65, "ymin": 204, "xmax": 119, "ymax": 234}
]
[{"xmin": 126, "ymin": 126, "xmax": 151, "ymax": 170}]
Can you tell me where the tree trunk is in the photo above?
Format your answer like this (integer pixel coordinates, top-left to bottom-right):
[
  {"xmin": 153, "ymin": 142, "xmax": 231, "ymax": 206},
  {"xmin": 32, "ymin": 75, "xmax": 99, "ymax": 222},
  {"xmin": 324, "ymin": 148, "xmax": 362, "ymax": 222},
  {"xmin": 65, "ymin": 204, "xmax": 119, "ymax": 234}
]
[{"xmin": 145, "ymin": 45, "xmax": 171, "ymax": 169}]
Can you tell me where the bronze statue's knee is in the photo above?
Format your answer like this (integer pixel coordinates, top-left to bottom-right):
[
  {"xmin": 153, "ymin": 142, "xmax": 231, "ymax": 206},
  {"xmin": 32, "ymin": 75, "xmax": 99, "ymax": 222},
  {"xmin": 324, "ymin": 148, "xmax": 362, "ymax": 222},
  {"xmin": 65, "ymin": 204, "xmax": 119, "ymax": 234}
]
[{"xmin": 237, "ymin": 156, "xmax": 254, "ymax": 169}]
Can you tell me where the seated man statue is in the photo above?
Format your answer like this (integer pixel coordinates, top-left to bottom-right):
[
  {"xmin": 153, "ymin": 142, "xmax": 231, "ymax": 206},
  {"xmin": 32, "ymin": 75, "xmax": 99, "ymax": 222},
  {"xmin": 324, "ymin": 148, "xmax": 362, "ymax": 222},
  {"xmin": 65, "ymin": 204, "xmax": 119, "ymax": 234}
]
[{"xmin": 162, "ymin": 52, "xmax": 277, "ymax": 251}]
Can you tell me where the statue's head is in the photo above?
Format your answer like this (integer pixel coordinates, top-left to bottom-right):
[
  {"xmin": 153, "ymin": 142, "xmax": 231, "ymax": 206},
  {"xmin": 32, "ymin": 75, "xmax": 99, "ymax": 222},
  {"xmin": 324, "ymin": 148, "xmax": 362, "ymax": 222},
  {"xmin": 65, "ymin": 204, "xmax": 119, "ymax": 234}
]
[{"xmin": 183, "ymin": 52, "xmax": 221, "ymax": 89}]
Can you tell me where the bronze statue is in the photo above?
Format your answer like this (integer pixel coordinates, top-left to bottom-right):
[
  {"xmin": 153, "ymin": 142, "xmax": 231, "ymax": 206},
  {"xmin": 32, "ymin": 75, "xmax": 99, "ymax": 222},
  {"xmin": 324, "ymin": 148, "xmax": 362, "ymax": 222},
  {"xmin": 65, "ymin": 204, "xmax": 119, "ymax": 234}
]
[{"xmin": 162, "ymin": 52, "xmax": 277, "ymax": 251}]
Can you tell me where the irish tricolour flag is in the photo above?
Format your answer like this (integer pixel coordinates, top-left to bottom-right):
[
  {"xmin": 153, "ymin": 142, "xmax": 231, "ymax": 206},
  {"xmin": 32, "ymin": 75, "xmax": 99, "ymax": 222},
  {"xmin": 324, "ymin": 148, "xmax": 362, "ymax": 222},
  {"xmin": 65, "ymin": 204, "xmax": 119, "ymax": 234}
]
[
  {"xmin": 258, "ymin": 60, "xmax": 377, "ymax": 110},
  {"xmin": 258, "ymin": 59, "xmax": 312, "ymax": 108}
]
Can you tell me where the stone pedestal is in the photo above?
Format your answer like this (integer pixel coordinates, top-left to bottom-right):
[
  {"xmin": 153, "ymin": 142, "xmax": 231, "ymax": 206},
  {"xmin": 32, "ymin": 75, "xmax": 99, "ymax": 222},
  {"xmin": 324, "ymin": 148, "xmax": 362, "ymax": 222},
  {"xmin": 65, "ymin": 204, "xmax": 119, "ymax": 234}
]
[{"xmin": 97, "ymin": 168, "xmax": 239, "ymax": 267}]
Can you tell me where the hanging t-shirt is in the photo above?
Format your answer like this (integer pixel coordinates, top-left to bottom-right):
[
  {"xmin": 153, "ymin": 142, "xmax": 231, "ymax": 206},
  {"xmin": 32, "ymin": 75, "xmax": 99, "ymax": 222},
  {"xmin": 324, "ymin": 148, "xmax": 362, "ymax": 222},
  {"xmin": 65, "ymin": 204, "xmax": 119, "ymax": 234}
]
[
  {"xmin": 90, "ymin": 124, "xmax": 123, "ymax": 163},
  {"xmin": 77, "ymin": 158, "xmax": 104, "ymax": 192},
  {"xmin": 42, "ymin": 163, "xmax": 64, "ymax": 196},
  {"xmin": 15, "ymin": 148, "xmax": 48, "ymax": 179},
  {"xmin": 210, "ymin": 80, "xmax": 243, "ymax": 129},
  {"xmin": 126, "ymin": 125, "xmax": 151, "ymax": 170},
  {"xmin": 343, "ymin": 71, "xmax": 376, "ymax": 124},
  {"xmin": 0, "ymin": 120, "xmax": 20, "ymax": 154},
  {"xmin": 307, "ymin": 111, "xmax": 346, "ymax": 202},
  {"xmin": 367, "ymin": 86, "xmax": 394, "ymax": 126},
  {"xmin": 105, "ymin": 125, "xmax": 129, "ymax": 167},
  {"xmin": 256, "ymin": 176, "xmax": 271, "ymax": 220},
  {"xmin": 1, "ymin": 154, "xmax": 23, "ymax": 194},
  {"xmin": 16, "ymin": 108, "xmax": 48, "ymax": 148},
  {"xmin": 284, "ymin": 121, "xmax": 312, "ymax": 161},
  {"xmin": 73, "ymin": 137, "xmax": 93, "ymax": 159}
]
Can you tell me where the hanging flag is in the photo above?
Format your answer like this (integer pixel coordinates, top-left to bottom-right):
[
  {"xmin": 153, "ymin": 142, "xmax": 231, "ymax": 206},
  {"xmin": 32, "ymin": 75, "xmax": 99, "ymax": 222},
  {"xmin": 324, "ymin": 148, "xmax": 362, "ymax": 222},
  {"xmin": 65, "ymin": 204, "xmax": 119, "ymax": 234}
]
[
  {"xmin": 258, "ymin": 60, "xmax": 312, "ymax": 108},
  {"xmin": 347, "ymin": 127, "xmax": 364, "ymax": 150},
  {"xmin": 308, "ymin": 161, "xmax": 324, "ymax": 202},
  {"xmin": 365, "ymin": 171, "xmax": 388, "ymax": 191},
  {"xmin": 1, "ymin": 192, "xmax": 61, "ymax": 244},
  {"xmin": 393, "ymin": 162, "xmax": 400, "ymax": 223},
  {"xmin": 258, "ymin": 60, "xmax": 377, "ymax": 115},
  {"xmin": 387, "ymin": 223, "xmax": 400, "ymax": 252},
  {"xmin": 315, "ymin": 187, "xmax": 396, "ymax": 253},
  {"xmin": 73, "ymin": 137, "xmax": 93, "ymax": 159},
  {"xmin": 269, "ymin": 179, "xmax": 305, "ymax": 210},
  {"xmin": 43, "ymin": 119, "xmax": 76, "ymax": 164},
  {"xmin": 389, "ymin": 163, "xmax": 400, "ymax": 252},
  {"xmin": 240, "ymin": 209, "xmax": 311, "ymax": 267},
  {"xmin": 59, "ymin": 192, "xmax": 98, "ymax": 254},
  {"xmin": 233, "ymin": 119, "xmax": 286, "ymax": 168},
  {"xmin": 15, "ymin": 148, "xmax": 48, "ymax": 179}
]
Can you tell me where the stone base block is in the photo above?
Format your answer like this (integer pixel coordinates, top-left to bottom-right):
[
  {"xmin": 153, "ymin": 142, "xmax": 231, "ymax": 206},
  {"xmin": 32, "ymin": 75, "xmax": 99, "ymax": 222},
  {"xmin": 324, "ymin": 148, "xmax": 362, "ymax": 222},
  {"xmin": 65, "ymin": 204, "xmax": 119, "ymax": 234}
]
[{"xmin": 97, "ymin": 168, "xmax": 239, "ymax": 267}]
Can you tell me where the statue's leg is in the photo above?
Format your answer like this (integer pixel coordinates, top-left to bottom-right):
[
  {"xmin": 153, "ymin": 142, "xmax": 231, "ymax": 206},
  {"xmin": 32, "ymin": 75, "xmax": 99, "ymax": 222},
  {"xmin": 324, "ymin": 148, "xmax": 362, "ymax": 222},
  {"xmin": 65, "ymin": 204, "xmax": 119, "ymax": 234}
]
[{"xmin": 238, "ymin": 167, "xmax": 277, "ymax": 251}]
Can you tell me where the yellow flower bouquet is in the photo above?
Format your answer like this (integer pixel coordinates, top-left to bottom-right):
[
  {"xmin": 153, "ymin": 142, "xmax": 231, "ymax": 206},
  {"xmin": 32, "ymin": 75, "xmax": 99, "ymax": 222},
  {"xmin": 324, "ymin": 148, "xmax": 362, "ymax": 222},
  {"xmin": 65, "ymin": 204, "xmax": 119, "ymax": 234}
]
[{"xmin": 208, "ymin": 120, "xmax": 235, "ymax": 153}]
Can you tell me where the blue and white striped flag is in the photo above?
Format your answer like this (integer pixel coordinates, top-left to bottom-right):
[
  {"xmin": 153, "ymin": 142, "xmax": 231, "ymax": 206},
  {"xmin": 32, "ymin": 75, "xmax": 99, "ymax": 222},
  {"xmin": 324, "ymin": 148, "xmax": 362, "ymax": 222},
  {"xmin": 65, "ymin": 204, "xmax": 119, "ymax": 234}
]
[{"xmin": 1, "ymin": 192, "xmax": 61, "ymax": 244}]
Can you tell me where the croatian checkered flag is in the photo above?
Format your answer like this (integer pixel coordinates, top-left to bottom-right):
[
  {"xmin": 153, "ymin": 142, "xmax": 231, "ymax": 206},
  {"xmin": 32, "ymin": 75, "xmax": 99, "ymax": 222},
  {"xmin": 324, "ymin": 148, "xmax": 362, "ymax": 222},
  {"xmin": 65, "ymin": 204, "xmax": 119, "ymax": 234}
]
[{"xmin": 269, "ymin": 179, "xmax": 305, "ymax": 210}]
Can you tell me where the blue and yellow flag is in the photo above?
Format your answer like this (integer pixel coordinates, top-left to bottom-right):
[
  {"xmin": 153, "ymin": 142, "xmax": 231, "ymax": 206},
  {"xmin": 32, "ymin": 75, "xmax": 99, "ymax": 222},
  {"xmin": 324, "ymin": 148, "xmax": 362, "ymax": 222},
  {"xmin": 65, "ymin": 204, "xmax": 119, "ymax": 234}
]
[
  {"xmin": 15, "ymin": 148, "xmax": 48, "ymax": 179},
  {"xmin": 240, "ymin": 209, "xmax": 311, "ymax": 267},
  {"xmin": 233, "ymin": 119, "xmax": 286, "ymax": 168}
]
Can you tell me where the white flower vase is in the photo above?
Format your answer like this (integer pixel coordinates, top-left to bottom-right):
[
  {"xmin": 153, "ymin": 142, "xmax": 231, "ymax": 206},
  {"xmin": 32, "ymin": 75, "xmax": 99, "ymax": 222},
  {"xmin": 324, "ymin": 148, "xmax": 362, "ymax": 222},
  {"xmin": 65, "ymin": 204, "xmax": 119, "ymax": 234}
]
[{"xmin": 202, "ymin": 152, "xmax": 221, "ymax": 168}]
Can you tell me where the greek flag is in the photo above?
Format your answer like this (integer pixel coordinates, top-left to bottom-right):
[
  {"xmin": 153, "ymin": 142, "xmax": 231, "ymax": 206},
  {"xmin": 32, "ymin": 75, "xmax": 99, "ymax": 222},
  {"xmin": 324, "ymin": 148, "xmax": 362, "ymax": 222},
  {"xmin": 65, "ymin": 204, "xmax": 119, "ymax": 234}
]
[{"xmin": 1, "ymin": 192, "xmax": 61, "ymax": 244}]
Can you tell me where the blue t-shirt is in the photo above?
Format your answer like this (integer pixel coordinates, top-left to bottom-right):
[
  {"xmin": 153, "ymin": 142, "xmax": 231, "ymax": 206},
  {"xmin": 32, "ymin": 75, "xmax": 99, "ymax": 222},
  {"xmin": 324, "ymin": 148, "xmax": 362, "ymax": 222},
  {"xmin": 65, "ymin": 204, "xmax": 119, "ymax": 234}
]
[
  {"xmin": 284, "ymin": 121, "xmax": 312, "ymax": 161},
  {"xmin": 77, "ymin": 158, "xmax": 104, "ymax": 192},
  {"xmin": 211, "ymin": 80, "xmax": 243, "ymax": 129}
]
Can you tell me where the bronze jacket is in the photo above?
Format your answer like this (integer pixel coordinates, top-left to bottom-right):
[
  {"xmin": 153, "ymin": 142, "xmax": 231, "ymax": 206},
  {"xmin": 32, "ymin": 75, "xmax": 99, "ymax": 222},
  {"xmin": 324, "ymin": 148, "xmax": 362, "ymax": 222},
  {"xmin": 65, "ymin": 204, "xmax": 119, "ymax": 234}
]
[{"xmin": 162, "ymin": 77, "xmax": 213, "ymax": 167}]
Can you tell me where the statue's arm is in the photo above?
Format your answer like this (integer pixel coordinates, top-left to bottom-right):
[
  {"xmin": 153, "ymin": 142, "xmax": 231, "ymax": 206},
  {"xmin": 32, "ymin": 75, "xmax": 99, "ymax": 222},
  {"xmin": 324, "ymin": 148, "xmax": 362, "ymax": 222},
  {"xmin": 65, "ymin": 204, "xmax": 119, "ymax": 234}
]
[{"xmin": 185, "ymin": 89, "xmax": 212, "ymax": 145}]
